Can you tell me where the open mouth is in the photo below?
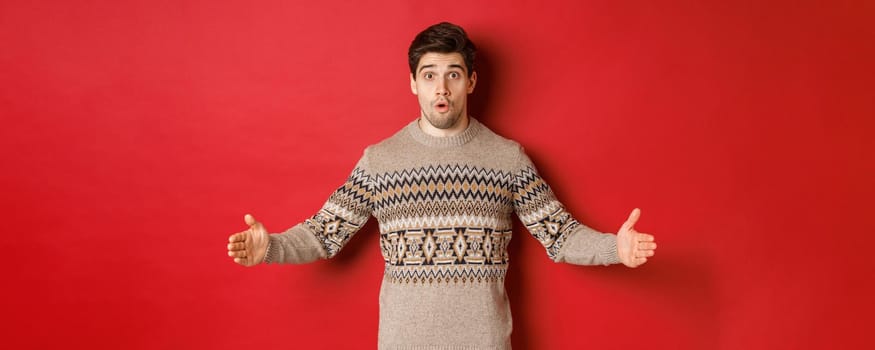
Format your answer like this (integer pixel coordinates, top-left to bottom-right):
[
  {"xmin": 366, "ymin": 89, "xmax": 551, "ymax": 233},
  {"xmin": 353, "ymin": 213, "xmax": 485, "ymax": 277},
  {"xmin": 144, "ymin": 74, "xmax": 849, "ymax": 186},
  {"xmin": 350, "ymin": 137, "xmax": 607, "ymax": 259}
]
[{"xmin": 434, "ymin": 101, "xmax": 449, "ymax": 112}]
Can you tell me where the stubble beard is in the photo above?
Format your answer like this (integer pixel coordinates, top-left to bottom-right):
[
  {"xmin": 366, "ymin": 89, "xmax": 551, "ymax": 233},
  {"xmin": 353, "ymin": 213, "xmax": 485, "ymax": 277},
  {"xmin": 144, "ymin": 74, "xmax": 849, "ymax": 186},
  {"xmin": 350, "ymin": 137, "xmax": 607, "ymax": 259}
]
[{"xmin": 422, "ymin": 105, "xmax": 464, "ymax": 130}]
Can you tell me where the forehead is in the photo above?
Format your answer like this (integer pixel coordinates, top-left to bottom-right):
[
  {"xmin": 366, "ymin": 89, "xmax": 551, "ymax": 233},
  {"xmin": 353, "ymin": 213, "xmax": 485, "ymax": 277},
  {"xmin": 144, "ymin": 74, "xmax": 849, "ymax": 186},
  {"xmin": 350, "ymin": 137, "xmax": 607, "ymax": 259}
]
[{"xmin": 416, "ymin": 52, "xmax": 466, "ymax": 72}]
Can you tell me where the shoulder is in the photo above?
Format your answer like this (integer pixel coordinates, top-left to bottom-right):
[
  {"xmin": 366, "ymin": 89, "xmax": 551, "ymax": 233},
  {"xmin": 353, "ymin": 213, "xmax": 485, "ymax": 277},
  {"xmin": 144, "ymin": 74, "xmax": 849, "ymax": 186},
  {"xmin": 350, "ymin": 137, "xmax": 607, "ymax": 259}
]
[
  {"xmin": 470, "ymin": 120, "xmax": 527, "ymax": 170},
  {"xmin": 364, "ymin": 121, "xmax": 414, "ymax": 156},
  {"xmin": 354, "ymin": 120, "xmax": 417, "ymax": 172},
  {"xmin": 482, "ymin": 126, "xmax": 522, "ymax": 151}
]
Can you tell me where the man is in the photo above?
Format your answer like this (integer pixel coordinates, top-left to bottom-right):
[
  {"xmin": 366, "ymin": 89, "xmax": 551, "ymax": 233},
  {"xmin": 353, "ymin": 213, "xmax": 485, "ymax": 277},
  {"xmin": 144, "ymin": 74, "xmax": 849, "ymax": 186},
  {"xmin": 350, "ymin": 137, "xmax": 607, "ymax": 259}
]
[{"xmin": 227, "ymin": 22, "xmax": 656, "ymax": 349}]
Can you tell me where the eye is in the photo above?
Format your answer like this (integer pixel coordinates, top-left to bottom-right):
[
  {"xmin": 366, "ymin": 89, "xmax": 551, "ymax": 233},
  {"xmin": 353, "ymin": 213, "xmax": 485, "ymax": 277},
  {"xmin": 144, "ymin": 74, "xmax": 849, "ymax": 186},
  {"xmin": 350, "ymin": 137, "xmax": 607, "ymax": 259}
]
[
  {"xmin": 449, "ymin": 72, "xmax": 460, "ymax": 79},
  {"xmin": 424, "ymin": 72, "xmax": 434, "ymax": 80}
]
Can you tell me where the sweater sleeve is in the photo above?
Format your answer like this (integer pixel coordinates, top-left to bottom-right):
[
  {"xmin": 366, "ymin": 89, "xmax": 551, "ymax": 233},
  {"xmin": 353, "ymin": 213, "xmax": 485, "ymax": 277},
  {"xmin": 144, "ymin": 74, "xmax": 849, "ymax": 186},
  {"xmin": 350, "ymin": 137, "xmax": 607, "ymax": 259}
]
[
  {"xmin": 511, "ymin": 148, "xmax": 620, "ymax": 266},
  {"xmin": 263, "ymin": 151, "xmax": 374, "ymax": 264}
]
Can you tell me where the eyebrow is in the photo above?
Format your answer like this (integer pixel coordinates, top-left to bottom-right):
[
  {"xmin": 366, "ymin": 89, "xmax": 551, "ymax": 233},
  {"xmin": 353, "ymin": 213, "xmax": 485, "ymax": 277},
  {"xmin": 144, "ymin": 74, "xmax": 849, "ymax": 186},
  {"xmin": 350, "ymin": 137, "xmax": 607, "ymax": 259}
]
[{"xmin": 418, "ymin": 64, "xmax": 466, "ymax": 73}]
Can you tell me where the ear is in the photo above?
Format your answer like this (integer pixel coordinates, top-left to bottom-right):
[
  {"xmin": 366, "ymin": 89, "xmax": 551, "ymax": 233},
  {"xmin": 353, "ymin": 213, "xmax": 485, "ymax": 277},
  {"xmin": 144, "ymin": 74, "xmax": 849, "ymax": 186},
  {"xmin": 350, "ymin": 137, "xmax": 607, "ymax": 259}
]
[
  {"xmin": 467, "ymin": 71, "xmax": 478, "ymax": 94},
  {"xmin": 410, "ymin": 73, "xmax": 418, "ymax": 95}
]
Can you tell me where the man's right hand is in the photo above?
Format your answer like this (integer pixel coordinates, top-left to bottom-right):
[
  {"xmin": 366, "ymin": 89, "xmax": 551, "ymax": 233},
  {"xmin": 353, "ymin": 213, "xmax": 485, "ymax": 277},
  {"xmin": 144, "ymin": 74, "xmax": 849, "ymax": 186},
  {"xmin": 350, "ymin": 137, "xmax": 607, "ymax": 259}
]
[{"xmin": 227, "ymin": 214, "xmax": 270, "ymax": 266}]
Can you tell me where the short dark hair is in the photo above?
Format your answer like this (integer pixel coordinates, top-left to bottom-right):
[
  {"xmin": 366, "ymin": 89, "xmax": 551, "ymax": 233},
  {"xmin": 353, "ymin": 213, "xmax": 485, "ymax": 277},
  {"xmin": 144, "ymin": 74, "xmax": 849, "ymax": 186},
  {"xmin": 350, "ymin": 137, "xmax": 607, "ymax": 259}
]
[{"xmin": 408, "ymin": 22, "xmax": 477, "ymax": 79}]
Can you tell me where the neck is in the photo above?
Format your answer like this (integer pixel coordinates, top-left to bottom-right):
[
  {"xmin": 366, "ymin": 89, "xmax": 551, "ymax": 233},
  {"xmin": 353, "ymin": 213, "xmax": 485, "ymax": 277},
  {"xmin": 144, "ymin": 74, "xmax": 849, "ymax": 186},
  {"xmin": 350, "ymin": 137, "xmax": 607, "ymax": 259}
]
[{"xmin": 418, "ymin": 113, "xmax": 470, "ymax": 137}]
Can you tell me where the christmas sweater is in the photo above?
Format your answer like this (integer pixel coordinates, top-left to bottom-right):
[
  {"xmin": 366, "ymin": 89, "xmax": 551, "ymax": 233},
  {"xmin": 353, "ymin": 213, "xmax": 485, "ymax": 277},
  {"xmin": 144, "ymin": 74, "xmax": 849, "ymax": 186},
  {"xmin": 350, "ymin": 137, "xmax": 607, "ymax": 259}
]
[{"xmin": 264, "ymin": 118, "xmax": 620, "ymax": 350}]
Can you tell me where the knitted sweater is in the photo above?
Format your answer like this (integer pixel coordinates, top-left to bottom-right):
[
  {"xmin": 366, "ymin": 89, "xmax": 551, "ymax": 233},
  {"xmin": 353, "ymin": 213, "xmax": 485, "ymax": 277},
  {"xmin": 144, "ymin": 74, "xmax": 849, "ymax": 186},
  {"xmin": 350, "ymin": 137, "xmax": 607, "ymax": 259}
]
[{"xmin": 264, "ymin": 118, "xmax": 620, "ymax": 350}]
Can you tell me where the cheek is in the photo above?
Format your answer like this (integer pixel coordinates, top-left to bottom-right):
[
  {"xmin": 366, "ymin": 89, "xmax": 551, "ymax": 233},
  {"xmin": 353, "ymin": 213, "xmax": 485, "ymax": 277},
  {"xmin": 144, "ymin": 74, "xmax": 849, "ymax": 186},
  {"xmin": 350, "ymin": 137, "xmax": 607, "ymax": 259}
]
[
  {"xmin": 415, "ymin": 82, "xmax": 431, "ymax": 94},
  {"xmin": 417, "ymin": 94, "xmax": 431, "ymax": 107}
]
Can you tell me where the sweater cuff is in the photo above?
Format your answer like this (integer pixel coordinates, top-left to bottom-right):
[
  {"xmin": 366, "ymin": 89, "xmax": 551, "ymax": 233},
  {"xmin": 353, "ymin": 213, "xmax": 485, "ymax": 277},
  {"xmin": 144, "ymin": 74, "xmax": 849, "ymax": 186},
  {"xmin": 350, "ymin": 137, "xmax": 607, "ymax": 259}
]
[
  {"xmin": 262, "ymin": 235, "xmax": 281, "ymax": 264},
  {"xmin": 601, "ymin": 236, "xmax": 621, "ymax": 265}
]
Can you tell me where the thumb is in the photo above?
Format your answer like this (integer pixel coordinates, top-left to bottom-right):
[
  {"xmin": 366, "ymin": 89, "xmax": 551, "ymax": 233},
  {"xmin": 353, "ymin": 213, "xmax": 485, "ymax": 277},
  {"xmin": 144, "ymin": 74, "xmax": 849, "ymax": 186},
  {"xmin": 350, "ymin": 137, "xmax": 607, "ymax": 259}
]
[
  {"xmin": 623, "ymin": 208, "xmax": 641, "ymax": 229},
  {"xmin": 244, "ymin": 214, "xmax": 258, "ymax": 227}
]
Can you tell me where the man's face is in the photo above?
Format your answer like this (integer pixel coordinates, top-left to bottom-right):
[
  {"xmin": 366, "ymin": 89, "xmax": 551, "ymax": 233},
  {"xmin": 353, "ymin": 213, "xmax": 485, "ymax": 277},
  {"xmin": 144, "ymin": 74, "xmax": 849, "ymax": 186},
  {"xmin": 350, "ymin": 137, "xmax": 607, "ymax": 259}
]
[{"xmin": 410, "ymin": 52, "xmax": 477, "ymax": 130}]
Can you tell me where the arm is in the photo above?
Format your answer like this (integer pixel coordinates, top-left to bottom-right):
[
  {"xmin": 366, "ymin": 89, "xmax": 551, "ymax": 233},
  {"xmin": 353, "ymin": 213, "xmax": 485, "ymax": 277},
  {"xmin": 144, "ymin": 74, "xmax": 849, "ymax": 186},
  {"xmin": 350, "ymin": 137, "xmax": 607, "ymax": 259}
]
[
  {"xmin": 512, "ymin": 148, "xmax": 655, "ymax": 267},
  {"xmin": 227, "ymin": 152, "xmax": 375, "ymax": 266}
]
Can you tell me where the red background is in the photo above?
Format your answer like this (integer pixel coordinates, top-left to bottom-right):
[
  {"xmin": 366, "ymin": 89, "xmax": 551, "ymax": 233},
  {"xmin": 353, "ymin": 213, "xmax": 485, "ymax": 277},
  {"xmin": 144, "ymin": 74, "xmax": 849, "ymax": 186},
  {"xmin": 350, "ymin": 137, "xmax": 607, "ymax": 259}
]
[{"xmin": 2, "ymin": 1, "xmax": 873, "ymax": 349}]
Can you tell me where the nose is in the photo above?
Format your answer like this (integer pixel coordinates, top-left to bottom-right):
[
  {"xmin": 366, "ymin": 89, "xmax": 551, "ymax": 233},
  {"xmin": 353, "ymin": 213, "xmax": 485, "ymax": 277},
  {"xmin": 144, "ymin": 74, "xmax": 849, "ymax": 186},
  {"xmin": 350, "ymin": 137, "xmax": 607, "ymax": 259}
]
[{"xmin": 435, "ymin": 77, "xmax": 449, "ymax": 96}]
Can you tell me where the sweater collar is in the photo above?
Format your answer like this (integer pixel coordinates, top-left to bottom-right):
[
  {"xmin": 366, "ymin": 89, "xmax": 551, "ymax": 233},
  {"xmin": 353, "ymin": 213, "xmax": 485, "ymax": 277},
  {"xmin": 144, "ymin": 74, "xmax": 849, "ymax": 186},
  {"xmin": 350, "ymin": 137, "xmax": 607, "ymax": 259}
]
[{"xmin": 406, "ymin": 117, "xmax": 482, "ymax": 147}]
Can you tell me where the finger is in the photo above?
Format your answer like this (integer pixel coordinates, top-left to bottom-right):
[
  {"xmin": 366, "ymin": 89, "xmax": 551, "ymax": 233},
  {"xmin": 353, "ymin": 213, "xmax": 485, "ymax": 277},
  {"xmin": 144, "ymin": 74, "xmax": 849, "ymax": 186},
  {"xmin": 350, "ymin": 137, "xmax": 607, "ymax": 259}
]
[
  {"xmin": 234, "ymin": 257, "xmax": 247, "ymax": 265},
  {"xmin": 229, "ymin": 232, "xmax": 246, "ymax": 243},
  {"xmin": 228, "ymin": 242, "xmax": 246, "ymax": 251},
  {"xmin": 623, "ymin": 208, "xmax": 641, "ymax": 230},
  {"xmin": 635, "ymin": 257, "xmax": 648, "ymax": 266},
  {"xmin": 636, "ymin": 233, "xmax": 655, "ymax": 242},
  {"xmin": 228, "ymin": 249, "xmax": 247, "ymax": 258},
  {"xmin": 637, "ymin": 242, "xmax": 657, "ymax": 250},
  {"xmin": 635, "ymin": 250, "xmax": 655, "ymax": 258},
  {"xmin": 244, "ymin": 214, "xmax": 257, "ymax": 227}
]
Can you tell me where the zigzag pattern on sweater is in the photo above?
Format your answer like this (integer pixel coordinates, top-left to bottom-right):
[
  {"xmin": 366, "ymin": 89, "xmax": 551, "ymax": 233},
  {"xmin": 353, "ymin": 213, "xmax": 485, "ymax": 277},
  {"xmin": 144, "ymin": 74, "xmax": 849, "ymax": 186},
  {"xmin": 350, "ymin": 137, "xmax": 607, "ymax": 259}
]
[
  {"xmin": 512, "ymin": 166, "xmax": 556, "ymax": 217},
  {"xmin": 378, "ymin": 214, "xmax": 512, "ymax": 233},
  {"xmin": 371, "ymin": 164, "xmax": 515, "ymax": 207},
  {"xmin": 325, "ymin": 167, "xmax": 373, "ymax": 218},
  {"xmin": 384, "ymin": 264, "xmax": 508, "ymax": 284}
]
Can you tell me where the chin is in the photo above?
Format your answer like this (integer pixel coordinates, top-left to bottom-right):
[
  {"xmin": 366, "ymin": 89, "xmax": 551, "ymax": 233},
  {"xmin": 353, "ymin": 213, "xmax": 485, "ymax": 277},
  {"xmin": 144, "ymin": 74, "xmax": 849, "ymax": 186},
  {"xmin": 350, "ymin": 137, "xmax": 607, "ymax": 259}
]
[
  {"xmin": 427, "ymin": 109, "xmax": 466, "ymax": 128},
  {"xmin": 426, "ymin": 115, "xmax": 460, "ymax": 130}
]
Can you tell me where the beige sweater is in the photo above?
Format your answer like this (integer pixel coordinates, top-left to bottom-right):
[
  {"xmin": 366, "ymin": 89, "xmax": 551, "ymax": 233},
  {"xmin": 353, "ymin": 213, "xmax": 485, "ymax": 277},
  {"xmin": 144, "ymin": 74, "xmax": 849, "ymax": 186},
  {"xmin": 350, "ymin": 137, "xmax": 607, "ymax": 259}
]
[{"xmin": 264, "ymin": 118, "xmax": 620, "ymax": 349}]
